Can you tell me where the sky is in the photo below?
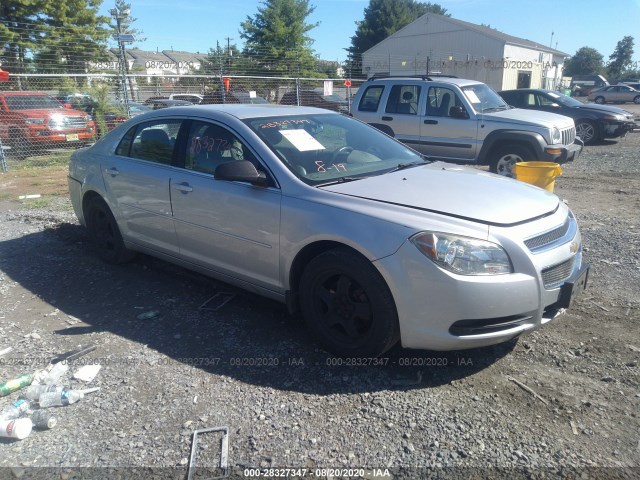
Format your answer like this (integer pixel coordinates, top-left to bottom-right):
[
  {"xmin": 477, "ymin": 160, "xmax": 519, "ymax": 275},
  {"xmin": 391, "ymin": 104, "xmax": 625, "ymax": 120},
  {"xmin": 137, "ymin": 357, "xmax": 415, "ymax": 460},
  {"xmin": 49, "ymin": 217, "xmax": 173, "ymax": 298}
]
[{"xmin": 99, "ymin": 0, "xmax": 640, "ymax": 63}]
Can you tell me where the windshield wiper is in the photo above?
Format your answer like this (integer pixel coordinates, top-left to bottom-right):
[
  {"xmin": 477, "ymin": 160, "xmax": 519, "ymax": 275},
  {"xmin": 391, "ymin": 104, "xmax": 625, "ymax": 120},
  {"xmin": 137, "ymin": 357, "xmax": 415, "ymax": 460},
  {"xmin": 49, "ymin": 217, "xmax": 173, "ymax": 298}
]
[
  {"xmin": 387, "ymin": 159, "xmax": 431, "ymax": 173},
  {"xmin": 315, "ymin": 176, "xmax": 363, "ymax": 187},
  {"xmin": 482, "ymin": 105, "xmax": 510, "ymax": 112}
]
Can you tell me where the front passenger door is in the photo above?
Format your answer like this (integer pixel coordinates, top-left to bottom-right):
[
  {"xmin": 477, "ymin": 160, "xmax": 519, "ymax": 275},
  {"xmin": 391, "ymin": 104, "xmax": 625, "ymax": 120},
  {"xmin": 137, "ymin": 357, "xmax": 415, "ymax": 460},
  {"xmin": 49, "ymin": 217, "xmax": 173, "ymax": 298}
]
[{"xmin": 170, "ymin": 121, "xmax": 282, "ymax": 291}]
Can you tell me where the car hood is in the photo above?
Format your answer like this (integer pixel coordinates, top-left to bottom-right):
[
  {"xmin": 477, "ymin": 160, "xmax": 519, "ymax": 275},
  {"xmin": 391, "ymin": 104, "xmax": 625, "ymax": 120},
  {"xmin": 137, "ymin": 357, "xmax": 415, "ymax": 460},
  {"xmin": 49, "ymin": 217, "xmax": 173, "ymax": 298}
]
[
  {"xmin": 482, "ymin": 108, "xmax": 574, "ymax": 129},
  {"xmin": 320, "ymin": 163, "xmax": 559, "ymax": 226},
  {"xmin": 9, "ymin": 108, "xmax": 89, "ymax": 117},
  {"xmin": 575, "ymin": 103, "xmax": 634, "ymax": 117}
]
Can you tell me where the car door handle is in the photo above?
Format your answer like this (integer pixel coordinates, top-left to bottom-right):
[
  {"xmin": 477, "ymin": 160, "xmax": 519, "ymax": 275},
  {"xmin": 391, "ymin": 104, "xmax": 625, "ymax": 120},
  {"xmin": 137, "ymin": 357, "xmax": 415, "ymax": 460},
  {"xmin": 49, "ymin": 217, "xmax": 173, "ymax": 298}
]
[
  {"xmin": 423, "ymin": 120, "xmax": 438, "ymax": 125},
  {"xmin": 173, "ymin": 183, "xmax": 193, "ymax": 193},
  {"xmin": 104, "ymin": 167, "xmax": 119, "ymax": 176},
  {"xmin": 381, "ymin": 116, "xmax": 393, "ymax": 121}
]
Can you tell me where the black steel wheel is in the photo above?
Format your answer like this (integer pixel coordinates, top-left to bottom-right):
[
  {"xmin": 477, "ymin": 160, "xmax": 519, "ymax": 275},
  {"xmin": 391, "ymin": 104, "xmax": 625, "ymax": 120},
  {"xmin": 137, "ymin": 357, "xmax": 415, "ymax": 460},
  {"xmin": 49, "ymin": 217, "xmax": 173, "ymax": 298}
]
[
  {"xmin": 85, "ymin": 196, "xmax": 134, "ymax": 264},
  {"xmin": 299, "ymin": 248, "xmax": 399, "ymax": 357}
]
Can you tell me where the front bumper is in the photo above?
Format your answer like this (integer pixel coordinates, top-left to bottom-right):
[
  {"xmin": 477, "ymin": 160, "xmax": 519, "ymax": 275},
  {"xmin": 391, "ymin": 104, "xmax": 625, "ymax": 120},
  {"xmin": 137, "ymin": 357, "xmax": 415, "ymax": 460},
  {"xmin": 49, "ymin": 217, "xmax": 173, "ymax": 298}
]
[
  {"xmin": 601, "ymin": 120, "xmax": 636, "ymax": 139},
  {"xmin": 541, "ymin": 140, "xmax": 582, "ymax": 165},
  {"xmin": 374, "ymin": 212, "xmax": 586, "ymax": 351}
]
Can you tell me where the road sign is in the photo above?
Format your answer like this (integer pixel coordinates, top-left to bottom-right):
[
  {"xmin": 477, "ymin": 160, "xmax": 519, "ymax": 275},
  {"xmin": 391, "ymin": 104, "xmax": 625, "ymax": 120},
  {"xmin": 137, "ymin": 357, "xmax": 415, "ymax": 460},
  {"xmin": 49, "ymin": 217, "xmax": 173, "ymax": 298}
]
[{"xmin": 344, "ymin": 79, "xmax": 352, "ymax": 87}]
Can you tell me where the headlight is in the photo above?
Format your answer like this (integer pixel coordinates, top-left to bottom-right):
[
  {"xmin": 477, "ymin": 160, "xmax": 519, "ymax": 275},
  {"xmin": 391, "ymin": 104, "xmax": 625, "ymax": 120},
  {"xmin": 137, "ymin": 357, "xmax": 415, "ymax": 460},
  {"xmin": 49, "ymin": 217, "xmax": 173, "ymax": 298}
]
[
  {"xmin": 550, "ymin": 127, "xmax": 562, "ymax": 144},
  {"xmin": 604, "ymin": 114, "xmax": 624, "ymax": 121},
  {"xmin": 25, "ymin": 118, "xmax": 45, "ymax": 125},
  {"xmin": 411, "ymin": 232, "xmax": 513, "ymax": 275}
]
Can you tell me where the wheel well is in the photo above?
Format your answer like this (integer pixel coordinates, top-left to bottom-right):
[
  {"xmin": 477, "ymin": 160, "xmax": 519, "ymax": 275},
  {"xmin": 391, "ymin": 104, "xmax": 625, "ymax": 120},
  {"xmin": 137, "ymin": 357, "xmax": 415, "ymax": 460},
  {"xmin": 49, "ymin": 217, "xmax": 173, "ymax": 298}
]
[
  {"xmin": 81, "ymin": 190, "xmax": 104, "ymax": 218},
  {"xmin": 486, "ymin": 141, "xmax": 534, "ymax": 163},
  {"xmin": 287, "ymin": 241, "xmax": 368, "ymax": 314}
]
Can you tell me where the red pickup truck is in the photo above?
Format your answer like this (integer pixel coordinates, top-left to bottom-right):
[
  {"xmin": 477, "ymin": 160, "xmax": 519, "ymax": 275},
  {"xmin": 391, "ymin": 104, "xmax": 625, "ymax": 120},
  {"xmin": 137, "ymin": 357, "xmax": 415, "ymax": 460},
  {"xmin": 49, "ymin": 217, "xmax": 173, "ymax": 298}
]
[{"xmin": 0, "ymin": 91, "xmax": 96, "ymax": 156}]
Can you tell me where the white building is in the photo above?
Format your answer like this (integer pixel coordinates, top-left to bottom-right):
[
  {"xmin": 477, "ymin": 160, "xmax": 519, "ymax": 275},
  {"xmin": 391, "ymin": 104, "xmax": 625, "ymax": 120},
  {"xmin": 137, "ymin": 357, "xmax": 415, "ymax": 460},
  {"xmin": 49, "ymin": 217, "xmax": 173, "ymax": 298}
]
[{"xmin": 362, "ymin": 14, "xmax": 568, "ymax": 91}]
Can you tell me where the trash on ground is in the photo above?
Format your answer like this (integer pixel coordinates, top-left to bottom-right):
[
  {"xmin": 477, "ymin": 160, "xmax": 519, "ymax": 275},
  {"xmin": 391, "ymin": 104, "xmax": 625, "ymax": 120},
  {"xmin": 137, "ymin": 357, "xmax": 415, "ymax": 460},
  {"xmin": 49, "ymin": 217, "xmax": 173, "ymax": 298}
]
[
  {"xmin": 0, "ymin": 347, "xmax": 12, "ymax": 357},
  {"xmin": 18, "ymin": 194, "xmax": 41, "ymax": 200},
  {"xmin": 37, "ymin": 386, "xmax": 84, "ymax": 408},
  {"xmin": 76, "ymin": 387, "xmax": 100, "ymax": 395},
  {"xmin": 73, "ymin": 365, "xmax": 101, "ymax": 383},
  {"xmin": 50, "ymin": 344, "xmax": 96, "ymax": 364},
  {"xmin": 136, "ymin": 310, "xmax": 160, "ymax": 320},
  {"xmin": 0, "ymin": 374, "xmax": 33, "ymax": 398},
  {"xmin": 188, "ymin": 426, "xmax": 230, "ymax": 480},
  {"xmin": 199, "ymin": 292, "xmax": 236, "ymax": 312},
  {"xmin": 0, "ymin": 399, "xmax": 31, "ymax": 421},
  {"xmin": 30, "ymin": 410, "xmax": 57, "ymax": 429},
  {"xmin": 0, "ymin": 418, "xmax": 33, "ymax": 440}
]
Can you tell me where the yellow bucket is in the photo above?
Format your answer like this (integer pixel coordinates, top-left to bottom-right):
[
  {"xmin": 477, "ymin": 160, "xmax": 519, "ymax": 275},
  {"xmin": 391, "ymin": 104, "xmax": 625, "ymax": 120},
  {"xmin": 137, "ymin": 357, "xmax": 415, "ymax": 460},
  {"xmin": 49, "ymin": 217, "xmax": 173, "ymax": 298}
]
[{"xmin": 512, "ymin": 162, "xmax": 563, "ymax": 192}]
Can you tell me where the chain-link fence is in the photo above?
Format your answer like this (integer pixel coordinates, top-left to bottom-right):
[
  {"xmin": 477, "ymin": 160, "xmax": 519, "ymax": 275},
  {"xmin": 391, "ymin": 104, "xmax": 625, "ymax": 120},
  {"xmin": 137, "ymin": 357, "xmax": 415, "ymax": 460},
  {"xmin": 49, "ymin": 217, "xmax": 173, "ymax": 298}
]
[{"xmin": 0, "ymin": 73, "xmax": 366, "ymax": 171}]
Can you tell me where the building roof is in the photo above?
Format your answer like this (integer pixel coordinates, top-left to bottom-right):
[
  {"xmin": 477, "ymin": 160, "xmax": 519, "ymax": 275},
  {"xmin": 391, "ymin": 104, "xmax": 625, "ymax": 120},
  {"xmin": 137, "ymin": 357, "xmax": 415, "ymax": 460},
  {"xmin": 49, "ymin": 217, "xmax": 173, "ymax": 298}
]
[{"xmin": 367, "ymin": 13, "xmax": 569, "ymax": 57}]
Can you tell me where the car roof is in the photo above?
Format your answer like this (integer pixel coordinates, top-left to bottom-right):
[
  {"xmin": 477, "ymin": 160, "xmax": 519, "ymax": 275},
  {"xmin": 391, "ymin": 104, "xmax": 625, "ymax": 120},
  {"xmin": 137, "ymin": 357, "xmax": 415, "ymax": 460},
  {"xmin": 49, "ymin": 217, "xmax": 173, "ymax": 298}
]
[
  {"xmin": 365, "ymin": 76, "xmax": 482, "ymax": 87},
  {"xmin": 0, "ymin": 91, "xmax": 51, "ymax": 96},
  {"xmin": 135, "ymin": 104, "xmax": 336, "ymax": 120}
]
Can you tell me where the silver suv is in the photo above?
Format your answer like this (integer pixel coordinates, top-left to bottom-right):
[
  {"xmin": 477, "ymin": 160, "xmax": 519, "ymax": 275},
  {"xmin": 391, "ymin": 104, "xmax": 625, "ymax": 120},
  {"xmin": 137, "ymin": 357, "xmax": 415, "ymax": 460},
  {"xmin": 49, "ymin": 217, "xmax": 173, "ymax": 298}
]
[{"xmin": 351, "ymin": 76, "xmax": 583, "ymax": 175}]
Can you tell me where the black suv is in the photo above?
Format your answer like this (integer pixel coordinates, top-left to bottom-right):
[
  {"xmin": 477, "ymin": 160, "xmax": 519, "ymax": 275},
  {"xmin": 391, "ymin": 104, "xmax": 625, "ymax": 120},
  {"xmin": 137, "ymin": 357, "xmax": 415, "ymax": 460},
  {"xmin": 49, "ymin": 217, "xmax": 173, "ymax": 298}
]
[{"xmin": 499, "ymin": 89, "xmax": 636, "ymax": 145}]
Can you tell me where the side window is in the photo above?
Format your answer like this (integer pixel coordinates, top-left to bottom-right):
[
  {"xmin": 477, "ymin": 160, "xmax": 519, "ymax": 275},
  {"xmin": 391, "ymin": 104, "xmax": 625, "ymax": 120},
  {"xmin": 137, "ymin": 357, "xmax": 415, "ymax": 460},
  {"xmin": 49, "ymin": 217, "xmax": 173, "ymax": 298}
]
[
  {"xmin": 129, "ymin": 120, "xmax": 181, "ymax": 164},
  {"xmin": 358, "ymin": 86, "xmax": 384, "ymax": 112},
  {"xmin": 537, "ymin": 94, "xmax": 555, "ymax": 106},
  {"xmin": 185, "ymin": 121, "xmax": 256, "ymax": 175},
  {"xmin": 385, "ymin": 85, "xmax": 420, "ymax": 115},
  {"xmin": 426, "ymin": 87, "xmax": 462, "ymax": 117}
]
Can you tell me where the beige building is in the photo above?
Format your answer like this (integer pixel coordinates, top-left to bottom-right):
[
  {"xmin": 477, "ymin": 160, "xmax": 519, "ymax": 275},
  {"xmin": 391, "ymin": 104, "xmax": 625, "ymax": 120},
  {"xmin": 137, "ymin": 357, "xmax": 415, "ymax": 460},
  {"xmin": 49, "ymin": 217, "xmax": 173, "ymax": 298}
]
[{"xmin": 362, "ymin": 14, "xmax": 568, "ymax": 91}]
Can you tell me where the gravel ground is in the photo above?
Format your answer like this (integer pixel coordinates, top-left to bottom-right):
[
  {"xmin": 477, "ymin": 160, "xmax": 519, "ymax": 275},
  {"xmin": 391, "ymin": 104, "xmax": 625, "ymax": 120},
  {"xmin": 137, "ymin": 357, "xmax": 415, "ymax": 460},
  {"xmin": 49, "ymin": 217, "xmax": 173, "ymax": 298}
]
[{"xmin": 0, "ymin": 108, "xmax": 639, "ymax": 480}]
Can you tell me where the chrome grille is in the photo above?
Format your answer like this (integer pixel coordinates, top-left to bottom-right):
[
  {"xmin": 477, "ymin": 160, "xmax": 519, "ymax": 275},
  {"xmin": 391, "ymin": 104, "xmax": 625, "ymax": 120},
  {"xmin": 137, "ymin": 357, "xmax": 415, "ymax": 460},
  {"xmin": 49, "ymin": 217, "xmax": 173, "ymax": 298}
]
[
  {"xmin": 63, "ymin": 116, "xmax": 88, "ymax": 129},
  {"xmin": 525, "ymin": 217, "xmax": 571, "ymax": 251},
  {"xmin": 542, "ymin": 257, "xmax": 575, "ymax": 289},
  {"xmin": 561, "ymin": 126, "xmax": 575, "ymax": 145}
]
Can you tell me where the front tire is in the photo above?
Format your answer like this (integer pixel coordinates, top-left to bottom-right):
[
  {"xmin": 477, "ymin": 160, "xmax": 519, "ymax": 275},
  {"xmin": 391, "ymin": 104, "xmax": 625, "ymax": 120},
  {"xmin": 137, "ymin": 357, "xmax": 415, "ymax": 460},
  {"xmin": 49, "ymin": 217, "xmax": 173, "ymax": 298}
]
[
  {"xmin": 594, "ymin": 96, "xmax": 605, "ymax": 104},
  {"xmin": 299, "ymin": 248, "xmax": 399, "ymax": 357},
  {"xmin": 489, "ymin": 145, "xmax": 533, "ymax": 177},
  {"xmin": 634, "ymin": 96, "xmax": 640, "ymax": 104},
  {"xmin": 85, "ymin": 196, "xmax": 135, "ymax": 264},
  {"xmin": 575, "ymin": 120, "xmax": 599, "ymax": 145}
]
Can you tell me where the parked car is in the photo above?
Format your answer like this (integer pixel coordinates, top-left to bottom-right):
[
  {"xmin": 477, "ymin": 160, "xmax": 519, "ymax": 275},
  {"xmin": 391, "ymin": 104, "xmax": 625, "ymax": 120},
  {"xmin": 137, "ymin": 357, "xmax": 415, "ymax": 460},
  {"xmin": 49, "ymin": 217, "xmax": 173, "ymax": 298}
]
[
  {"xmin": 201, "ymin": 90, "xmax": 269, "ymax": 105},
  {"xmin": 280, "ymin": 90, "xmax": 349, "ymax": 113},
  {"xmin": 143, "ymin": 96, "xmax": 170, "ymax": 105},
  {"xmin": 587, "ymin": 84, "xmax": 640, "ymax": 104},
  {"xmin": 622, "ymin": 82, "xmax": 640, "ymax": 91},
  {"xmin": 148, "ymin": 99, "xmax": 193, "ymax": 110},
  {"xmin": 351, "ymin": 76, "xmax": 582, "ymax": 175},
  {"xmin": 498, "ymin": 88, "xmax": 636, "ymax": 145},
  {"xmin": 0, "ymin": 91, "xmax": 95, "ymax": 156},
  {"xmin": 569, "ymin": 75, "xmax": 609, "ymax": 97},
  {"xmin": 169, "ymin": 93, "xmax": 203, "ymax": 104},
  {"xmin": 68, "ymin": 104, "xmax": 589, "ymax": 357}
]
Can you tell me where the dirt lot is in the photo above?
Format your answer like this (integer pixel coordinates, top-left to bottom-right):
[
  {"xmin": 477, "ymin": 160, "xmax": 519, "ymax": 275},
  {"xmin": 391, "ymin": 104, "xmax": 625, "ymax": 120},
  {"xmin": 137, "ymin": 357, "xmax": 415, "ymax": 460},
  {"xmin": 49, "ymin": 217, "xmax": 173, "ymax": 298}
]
[{"xmin": 0, "ymin": 108, "xmax": 639, "ymax": 479}]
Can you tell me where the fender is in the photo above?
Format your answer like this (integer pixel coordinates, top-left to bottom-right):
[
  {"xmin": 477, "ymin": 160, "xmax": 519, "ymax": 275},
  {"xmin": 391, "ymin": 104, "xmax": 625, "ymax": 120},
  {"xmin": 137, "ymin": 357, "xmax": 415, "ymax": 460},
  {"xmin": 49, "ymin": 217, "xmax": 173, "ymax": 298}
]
[{"xmin": 478, "ymin": 130, "xmax": 547, "ymax": 164}]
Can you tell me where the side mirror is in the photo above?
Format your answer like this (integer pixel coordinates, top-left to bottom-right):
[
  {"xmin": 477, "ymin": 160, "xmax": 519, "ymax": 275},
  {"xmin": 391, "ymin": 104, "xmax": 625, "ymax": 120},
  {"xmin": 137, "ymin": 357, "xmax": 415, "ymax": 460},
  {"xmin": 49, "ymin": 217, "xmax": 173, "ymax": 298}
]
[
  {"xmin": 550, "ymin": 103, "xmax": 560, "ymax": 108},
  {"xmin": 214, "ymin": 160, "xmax": 269, "ymax": 186},
  {"xmin": 449, "ymin": 105, "xmax": 469, "ymax": 119},
  {"xmin": 64, "ymin": 103, "xmax": 72, "ymax": 109}
]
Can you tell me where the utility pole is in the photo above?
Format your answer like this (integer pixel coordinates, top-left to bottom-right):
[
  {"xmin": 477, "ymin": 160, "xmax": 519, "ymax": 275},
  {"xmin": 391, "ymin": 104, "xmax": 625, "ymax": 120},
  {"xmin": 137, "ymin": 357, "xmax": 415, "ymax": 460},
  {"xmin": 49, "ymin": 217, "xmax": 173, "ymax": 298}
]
[
  {"xmin": 111, "ymin": 8, "xmax": 135, "ymax": 116},
  {"xmin": 217, "ymin": 41, "xmax": 226, "ymax": 103},
  {"xmin": 225, "ymin": 36, "xmax": 233, "ymax": 74}
]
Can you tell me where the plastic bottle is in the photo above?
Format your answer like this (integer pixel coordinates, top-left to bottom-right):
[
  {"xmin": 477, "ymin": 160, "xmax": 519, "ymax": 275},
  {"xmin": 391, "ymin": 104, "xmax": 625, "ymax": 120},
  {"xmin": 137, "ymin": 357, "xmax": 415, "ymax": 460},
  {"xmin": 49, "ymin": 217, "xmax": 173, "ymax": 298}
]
[
  {"xmin": 30, "ymin": 410, "xmax": 57, "ymax": 429},
  {"xmin": 0, "ymin": 374, "xmax": 33, "ymax": 397},
  {"xmin": 40, "ymin": 363, "xmax": 68, "ymax": 385},
  {"xmin": 37, "ymin": 387, "xmax": 84, "ymax": 408},
  {"xmin": 0, "ymin": 399, "xmax": 31, "ymax": 421},
  {"xmin": 22, "ymin": 384, "xmax": 53, "ymax": 401},
  {"xmin": 0, "ymin": 418, "xmax": 33, "ymax": 440}
]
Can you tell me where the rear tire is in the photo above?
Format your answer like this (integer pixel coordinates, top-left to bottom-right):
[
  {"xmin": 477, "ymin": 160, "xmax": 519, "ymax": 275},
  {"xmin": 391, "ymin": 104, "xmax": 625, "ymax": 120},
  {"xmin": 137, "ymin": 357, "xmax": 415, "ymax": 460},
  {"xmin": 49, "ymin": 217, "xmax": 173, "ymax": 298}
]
[
  {"xmin": 634, "ymin": 96, "xmax": 640, "ymax": 104},
  {"xmin": 594, "ymin": 96, "xmax": 605, "ymax": 104},
  {"xmin": 299, "ymin": 248, "xmax": 399, "ymax": 357},
  {"xmin": 85, "ymin": 196, "xmax": 135, "ymax": 264},
  {"xmin": 489, "ymin": 145, "xmax": 533, "ymax": 177}
]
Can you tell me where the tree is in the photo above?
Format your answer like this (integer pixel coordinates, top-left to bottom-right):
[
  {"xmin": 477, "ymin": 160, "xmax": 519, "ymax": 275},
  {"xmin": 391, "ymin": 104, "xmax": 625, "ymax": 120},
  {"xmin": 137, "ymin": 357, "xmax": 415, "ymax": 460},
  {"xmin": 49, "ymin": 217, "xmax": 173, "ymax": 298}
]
[
  {"xmin": 0, "ymin": 0, "xmax": 46, "ymax": 73},
  {"xmin": 563, "ymin": 47, "xmax": 604, "ymax": 76},
  {"xmin": 109, "ymin": 0, "xmax": 145, "ymax": 45},
  {"xmin": 348, "ymin": 1, "xmax": 449, "ymax": 59},
  {"xmin": 607, "ymin": 35, "xmax": 634, "ymax": 81},
  {"xmin": 239, "ymin": 0, "xmax": 320, "ymax": 77},
  {"xmin": 33, "ymin": 0, "xmax": 111, "ymax": 73}
]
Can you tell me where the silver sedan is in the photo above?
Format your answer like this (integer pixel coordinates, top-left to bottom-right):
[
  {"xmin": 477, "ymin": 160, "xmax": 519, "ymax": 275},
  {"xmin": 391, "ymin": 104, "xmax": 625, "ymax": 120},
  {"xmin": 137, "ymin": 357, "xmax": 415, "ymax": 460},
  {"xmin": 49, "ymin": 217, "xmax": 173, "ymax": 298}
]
[
  {"xmin": 68, "ymin": 104, "xmax": 589, "ymax": 357},
  {"xmin": 587, "ymin": 84, "xmax": 640, "ymax": 104}
]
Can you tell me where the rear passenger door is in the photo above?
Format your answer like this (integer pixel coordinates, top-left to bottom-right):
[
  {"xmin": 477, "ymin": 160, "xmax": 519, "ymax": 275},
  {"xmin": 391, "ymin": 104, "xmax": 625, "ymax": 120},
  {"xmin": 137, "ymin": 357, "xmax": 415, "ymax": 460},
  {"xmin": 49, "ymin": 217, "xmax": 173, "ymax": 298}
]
[
  {"xmin": 101, "ymin": 119, "xmax": 181, "ymax": 255},
  {"xmin": 378, "ymin": 84, "xmax": 422, "ymax": 143}
]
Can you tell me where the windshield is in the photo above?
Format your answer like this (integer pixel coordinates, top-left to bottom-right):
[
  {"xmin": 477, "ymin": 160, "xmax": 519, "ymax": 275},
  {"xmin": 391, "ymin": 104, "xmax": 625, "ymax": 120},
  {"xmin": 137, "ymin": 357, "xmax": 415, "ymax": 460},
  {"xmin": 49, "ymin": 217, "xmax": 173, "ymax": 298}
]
[
  {"xmin": 5, "ymin": 95, "xmax": 64, "ymax": 110},
  {"xmin": 245, "ymin": 114, "xmax": 426, "ymax": 186},
  {"xmin": 545, "ymin": 91, "xmax": 584, "ymax": 107},
  {"xmin": 462, "ymin": 84, "xmax": 509, "ymax": 113}
]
